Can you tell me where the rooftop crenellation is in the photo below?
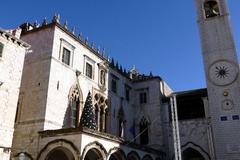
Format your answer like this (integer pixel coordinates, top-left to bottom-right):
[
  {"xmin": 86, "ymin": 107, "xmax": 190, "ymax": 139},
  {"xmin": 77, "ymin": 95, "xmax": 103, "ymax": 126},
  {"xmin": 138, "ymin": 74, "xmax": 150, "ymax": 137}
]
[{"xmin": 19, "ymin": 14, "xmax": 159, "ymax": 81}]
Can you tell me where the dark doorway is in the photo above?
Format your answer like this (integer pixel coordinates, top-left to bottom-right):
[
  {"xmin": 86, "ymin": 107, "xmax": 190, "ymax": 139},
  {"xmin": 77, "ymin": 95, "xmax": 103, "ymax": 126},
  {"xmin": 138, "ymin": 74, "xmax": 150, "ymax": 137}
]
[
  {"xmin": 182, "ymin": 148, "xmax": 205, "ymax": 160},
  {"xmin": 46, "ymin": 147, "xmax": 74, "ymax": 160}
]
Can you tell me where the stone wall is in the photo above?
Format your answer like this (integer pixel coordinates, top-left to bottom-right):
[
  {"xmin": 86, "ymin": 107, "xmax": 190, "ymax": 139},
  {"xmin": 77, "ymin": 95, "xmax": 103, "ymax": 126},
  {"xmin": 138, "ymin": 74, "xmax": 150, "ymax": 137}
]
[{"xmin": 0, "ymin": 30, "xmax": 28, "ymax": 160}]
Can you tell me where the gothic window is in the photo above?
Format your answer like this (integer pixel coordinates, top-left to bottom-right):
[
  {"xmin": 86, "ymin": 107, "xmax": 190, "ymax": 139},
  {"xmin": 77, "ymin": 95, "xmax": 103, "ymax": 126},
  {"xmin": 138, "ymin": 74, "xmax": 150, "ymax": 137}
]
[
  {"xmin": 204, "ymin": 0, "xmax": 220, "ymax": 18},
  {"xmin": 139, "ymin": 117, "xmax": 149, "ymax": 145},
  {"xmin": 62, "ymin": 47, "xmax": 71, "ymax": 65},
  {"xmin": 69, "ymin": 96, "xmax": 79, "ymax": 128},
  {"xmin": 64, "ymin": 86, "xmax": 82, "ymax": 128},
  {"xmin": 94, "ymin": 93, "xmax": 108, "ymax": 132},
  {"xmin": 139, "ymin": 92, "xmax": 147, "ymax": 104},
  {"xmin": 86, "ymin": 62, "xmax": 93, "ymax": 79},
  {"xmin": 0, "ymin": 42, "xmax": 4, "ymax": 58}
]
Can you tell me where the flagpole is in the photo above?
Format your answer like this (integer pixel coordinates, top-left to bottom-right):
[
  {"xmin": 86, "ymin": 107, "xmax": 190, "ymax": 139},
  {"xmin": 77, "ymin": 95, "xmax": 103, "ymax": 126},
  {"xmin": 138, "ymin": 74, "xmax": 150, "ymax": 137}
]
[
  {"xmin": 170, "ymin": 96, "xmax": 178, "ymax": 159},
  {"xmin": 174, "ymin": 94, "xmax": 182, "ymax": 160},
  {"xmin": 170, "ymin": 94, "xmax": 182, "ymax": 160}
]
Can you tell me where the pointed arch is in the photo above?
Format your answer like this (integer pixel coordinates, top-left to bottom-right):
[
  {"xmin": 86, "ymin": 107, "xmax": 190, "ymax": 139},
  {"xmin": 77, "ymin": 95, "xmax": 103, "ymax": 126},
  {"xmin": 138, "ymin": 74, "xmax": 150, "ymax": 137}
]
[
  {"xmin": 37, "ymin": 139, "xmax": 80, "ymax": 160},
  {"xmin": 93, "ymin": 91, "xmax": 109, "ymax": 132},
  {"xmin": 64, "ymin": 83, "xmax": 83, "ymax": 128},
  {"xmin": 108, "ymin": 147, "xmax": 126, "ymax": 160},
  {"xmin": 81, "ymin": 141, "xmax": 107, "ymax": 160},
  {"xmin": 181, "ymin": 142, "xmax": 210, "ymax": 160}
]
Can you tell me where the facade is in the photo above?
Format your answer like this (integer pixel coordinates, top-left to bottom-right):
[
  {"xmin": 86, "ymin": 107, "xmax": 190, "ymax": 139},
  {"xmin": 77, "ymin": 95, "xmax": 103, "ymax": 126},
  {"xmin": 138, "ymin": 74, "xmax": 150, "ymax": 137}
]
[
  {"xmin": 0, "ymin": 0, "xmax": 239, "ymax": 160},
  {"xmin": 0, "ymin": 29, "xmax": 30, "ymax": 160},
  {"xmin": 10, "ymin": 18, "xmax": 172, "ymax": 160}
]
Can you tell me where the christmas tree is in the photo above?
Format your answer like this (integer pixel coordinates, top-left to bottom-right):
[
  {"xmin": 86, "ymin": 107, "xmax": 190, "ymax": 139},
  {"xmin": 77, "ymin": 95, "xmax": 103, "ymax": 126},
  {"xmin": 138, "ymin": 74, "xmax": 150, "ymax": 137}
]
[{"xmin": 80, "ymin": 91, "xmax": 96, "ymax": 130}]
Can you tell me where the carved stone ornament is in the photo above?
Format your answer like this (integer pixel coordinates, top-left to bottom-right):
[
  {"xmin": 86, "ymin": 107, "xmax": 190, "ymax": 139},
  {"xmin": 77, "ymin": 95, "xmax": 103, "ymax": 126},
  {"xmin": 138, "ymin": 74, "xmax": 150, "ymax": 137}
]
[{"xmin": 208, "ymin": 60, "xmax": 239, "ymax": 86}]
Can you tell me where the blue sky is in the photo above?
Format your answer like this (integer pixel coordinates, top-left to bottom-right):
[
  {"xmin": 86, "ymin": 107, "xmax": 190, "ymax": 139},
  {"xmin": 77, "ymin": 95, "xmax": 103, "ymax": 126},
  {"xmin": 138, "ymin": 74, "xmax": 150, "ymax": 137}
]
[{"xmin": 1, "ymin": 0, "xmax": 240, "ymax": 91}]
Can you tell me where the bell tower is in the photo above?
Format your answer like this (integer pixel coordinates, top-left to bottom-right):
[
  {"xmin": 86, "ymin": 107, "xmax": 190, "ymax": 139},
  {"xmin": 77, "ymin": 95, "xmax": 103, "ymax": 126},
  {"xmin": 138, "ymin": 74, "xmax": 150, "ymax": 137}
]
[{"xmin": 196, "ymin": 0, "xmax": 240, "ymax": 159}]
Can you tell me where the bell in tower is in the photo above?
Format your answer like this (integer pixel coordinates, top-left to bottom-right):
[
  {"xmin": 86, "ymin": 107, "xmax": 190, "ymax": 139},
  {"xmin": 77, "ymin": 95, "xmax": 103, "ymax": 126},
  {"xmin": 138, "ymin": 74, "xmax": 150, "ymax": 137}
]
[{"xmin": 204, "ymin": 0, "xmax": 220, "ymax": 18}]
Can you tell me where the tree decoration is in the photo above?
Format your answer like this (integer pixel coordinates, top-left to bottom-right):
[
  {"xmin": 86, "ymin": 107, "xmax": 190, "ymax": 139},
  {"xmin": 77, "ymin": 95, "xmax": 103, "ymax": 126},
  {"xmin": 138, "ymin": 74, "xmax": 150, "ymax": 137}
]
[{"xmin": 80, "ymin": 91, "xmax": 96, "ymax": 130}]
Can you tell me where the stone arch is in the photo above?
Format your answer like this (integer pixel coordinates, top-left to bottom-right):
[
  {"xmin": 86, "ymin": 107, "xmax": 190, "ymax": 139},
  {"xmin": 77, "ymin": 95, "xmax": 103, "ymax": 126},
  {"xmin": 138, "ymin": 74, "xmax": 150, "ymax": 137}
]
[
  {"xmin": 37, "ymin": 139, "xmax": 80, "ymax": 160},
  {"xmin": 127, "ymin": 151, "xmax": 140, "ymax": 160},
  {"xmin": 142, "ymin": 154, "xmax": 153, "ymax": 160},
  {"xmin": 45, "ymin": 147, "xmax": 75, "ymax": 160},
  {"xmin": 68, "ymin": 83, "xmax": 83, "ymax": 102},
  {"xmin": 204, "ymin": 0, "xmax": 220, "ymax": 18},
  {"xmin": 107, "ymin": 147, "xmax": 126, "ymax": 160},
  {"xmin": 64, "ymin": 83, "xmax": 84, "ymax": 128},
  {"xmin": 81, "ymin": 141, "xmax": 107, "ymax": 160},
  {"xmin": 181, "ymin": 142, "xmax": 210, "ymax": 160}
]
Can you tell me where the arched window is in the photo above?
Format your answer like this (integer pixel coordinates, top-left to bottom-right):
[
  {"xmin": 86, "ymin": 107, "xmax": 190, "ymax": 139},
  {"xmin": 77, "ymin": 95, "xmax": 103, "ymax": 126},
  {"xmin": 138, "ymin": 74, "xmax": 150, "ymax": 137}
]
[
  {"xmin": 93, "ymin": 93, "xmax": 109, "ymax": 132},
  {"xmin": 204, "ymin": 0, "xmax": 220, "ymax": 18},
  {"xmin": 139, "ymin": 117, "xmax": 149, "ymax": 145},
  {"xmin": 64, "ymin": 85, "xmax": 82, "ymax": 128},
  {"xmin": 69, "ymin": 96, "xmax": 79, "ymax": 128}
]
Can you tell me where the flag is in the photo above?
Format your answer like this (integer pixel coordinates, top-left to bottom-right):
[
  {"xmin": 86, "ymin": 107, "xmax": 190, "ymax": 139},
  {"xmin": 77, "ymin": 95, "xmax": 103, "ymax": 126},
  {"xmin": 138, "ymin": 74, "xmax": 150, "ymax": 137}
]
[
  {"xmin": 129, "ymin": 120, "xmax": 136, "ymax": 139},
  {"xmin": 120, "ymin": 121, "xmax": 124, "ymax": 138}
]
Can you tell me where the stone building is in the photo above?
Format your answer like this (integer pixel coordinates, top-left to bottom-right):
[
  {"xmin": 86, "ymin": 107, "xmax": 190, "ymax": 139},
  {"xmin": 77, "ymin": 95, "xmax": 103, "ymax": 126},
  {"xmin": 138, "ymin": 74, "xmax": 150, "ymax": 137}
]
[
  {"xmin": 0, "ymin": 29, "xmax": 30, "ymax": 160},
  {"xmin": 10, "ymin": 17, "xmax": 172, "ymax": 160},
  {"xmin": 0, "ymin": 0, "xmax": 239, "ymax": 159}
]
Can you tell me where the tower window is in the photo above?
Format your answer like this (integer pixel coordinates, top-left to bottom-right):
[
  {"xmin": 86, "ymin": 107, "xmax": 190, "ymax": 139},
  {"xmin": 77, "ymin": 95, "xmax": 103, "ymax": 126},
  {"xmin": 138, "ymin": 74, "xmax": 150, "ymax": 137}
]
[
  {"xmin": 62, "ymin": 47, "xmax": 71, "ymax": 65},
  {"xmin": 204, "ymin": 0, "xmax": 220, "ymax": 18},
  {"xmin": 86, "ymin": 62, "xmax": 93, "ymax": 79},
  {"xmin": 0, "ymin": 42, "xmax": 4, "ymax": 58}
]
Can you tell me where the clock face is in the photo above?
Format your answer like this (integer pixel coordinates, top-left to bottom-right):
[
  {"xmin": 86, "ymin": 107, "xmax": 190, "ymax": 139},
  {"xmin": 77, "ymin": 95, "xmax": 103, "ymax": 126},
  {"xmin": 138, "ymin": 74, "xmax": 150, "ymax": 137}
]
[{"xmin": 208, "ymin": 60, "xmax": 239, "ymax": 86}]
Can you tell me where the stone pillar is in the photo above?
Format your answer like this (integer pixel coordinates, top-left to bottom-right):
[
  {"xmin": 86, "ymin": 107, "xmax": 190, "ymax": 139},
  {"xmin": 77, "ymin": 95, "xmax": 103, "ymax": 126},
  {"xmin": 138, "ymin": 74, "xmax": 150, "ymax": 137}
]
[
  {"xmin": 97, "ymin": 108, "xmax": 100, "ymax": 131},
  {"xmin": 101, "ymin": 109, "xmax": 106, "ymax": 132}
]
